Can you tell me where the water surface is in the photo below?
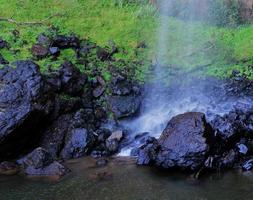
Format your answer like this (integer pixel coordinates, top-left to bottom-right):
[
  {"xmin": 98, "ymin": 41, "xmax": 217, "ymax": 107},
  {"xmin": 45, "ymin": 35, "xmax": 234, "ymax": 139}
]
[{"xmin": 1, "ymin": 157, "xmax": 253, "ymax": 200}]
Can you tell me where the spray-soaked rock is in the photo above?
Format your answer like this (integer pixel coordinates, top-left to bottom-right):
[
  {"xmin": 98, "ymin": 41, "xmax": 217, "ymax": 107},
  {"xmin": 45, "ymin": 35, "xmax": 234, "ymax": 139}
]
[
  {"xmin": 155, "ymin": 112, "xmax": 214, "ymax": 171},
  {"xmin": 137, "ymin": 112, "xmax": 214, "ymax": 171}
]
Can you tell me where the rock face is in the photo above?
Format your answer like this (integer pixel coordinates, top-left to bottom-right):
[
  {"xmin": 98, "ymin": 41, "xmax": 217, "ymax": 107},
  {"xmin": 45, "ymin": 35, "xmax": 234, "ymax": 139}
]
[
  {"xmin": 108, "ymin": 75, "xmax": 142, "ymax": 119},
  {"xmin": 155, "ymin": 112, "xmax": 213, "ymax": 171},
  {"xmin": 31, "ymin": 44, "xmax": 48, "ymax": 59},
  {"xmin": 17, "ymin": 147, "xmax": 70, "ymax": 177},
  {"xmin": 0, "ymin": 61, "xmax": 53, "ymax": 161}
]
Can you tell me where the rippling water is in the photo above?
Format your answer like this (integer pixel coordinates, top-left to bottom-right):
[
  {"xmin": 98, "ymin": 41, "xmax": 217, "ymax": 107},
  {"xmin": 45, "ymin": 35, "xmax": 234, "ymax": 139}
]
[{"xmin": 1, "ymin": 157, "xmax": 253, "ymax": 200}]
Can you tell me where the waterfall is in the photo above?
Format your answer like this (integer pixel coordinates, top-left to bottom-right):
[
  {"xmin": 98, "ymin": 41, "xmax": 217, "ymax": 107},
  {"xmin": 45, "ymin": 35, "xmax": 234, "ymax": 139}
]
[{"xmin": 118, "ymin": 0, "xmax": 253, "ymax": 156}]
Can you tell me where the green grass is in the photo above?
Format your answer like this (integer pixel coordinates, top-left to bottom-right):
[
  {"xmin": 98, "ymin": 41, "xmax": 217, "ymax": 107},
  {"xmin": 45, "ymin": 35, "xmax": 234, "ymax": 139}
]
[{"xmin": 0, "ymin": 0, "xmax": 253, "ymax": 81}]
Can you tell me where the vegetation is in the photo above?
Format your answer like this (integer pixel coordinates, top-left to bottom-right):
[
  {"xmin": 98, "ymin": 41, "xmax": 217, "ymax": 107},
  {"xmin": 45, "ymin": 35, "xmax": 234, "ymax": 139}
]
[{"xmin": 0, "ymin": 0, "xmax": 253, "ymax": 81}]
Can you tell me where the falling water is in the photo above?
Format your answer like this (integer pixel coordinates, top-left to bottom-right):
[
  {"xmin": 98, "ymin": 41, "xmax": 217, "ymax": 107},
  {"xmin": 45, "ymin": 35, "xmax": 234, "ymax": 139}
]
[{"xmin": 119, "ymin": 0, "xmax": 253, "ymax": 156}]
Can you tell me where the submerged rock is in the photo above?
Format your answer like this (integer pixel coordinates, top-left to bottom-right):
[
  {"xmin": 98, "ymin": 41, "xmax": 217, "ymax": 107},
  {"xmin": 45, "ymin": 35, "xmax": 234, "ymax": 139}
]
[
  {"xmin": 0, "ymin": 161, "xmax": 20, "ymax": 175},
  {"xmin": 17, "ymin": 147, "xmax": 70, "ymax": 177}
]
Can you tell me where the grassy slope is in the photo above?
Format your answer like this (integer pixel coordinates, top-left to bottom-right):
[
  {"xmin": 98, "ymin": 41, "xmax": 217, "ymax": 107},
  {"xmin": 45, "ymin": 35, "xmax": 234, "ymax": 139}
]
[{"xmin": 0, "ymin": 0, "xmax": 253, "ymax": 80}]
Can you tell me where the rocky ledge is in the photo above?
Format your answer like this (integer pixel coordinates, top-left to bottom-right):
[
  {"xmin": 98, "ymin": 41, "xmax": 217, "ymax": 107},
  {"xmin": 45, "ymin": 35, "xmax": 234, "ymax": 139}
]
[
  {"xmin": 0, "ymin": 33, "xmax": 142, "ymax": 177},
  {"xmin": 136, "ymin": 103, "xmax": 253, "ymax": 175}
]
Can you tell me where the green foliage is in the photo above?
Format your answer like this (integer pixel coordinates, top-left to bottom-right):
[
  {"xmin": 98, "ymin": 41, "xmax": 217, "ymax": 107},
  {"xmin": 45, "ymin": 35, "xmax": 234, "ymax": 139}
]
[{"xmin": 0, "ymin": 0, "xmax": 253, "ymax": 81}]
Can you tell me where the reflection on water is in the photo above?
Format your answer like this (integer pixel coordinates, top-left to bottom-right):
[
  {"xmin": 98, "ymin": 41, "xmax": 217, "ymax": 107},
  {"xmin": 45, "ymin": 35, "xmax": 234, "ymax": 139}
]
[{"xmin": 1, "ymin": 157, "xmax": 253, "ymax": 200}]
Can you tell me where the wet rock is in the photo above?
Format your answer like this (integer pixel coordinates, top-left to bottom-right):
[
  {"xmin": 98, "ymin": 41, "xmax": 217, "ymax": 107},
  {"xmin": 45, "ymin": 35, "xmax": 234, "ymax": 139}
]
[
  {"xmin": 110, "ymin": 75, "xmax": 140, "ymax": 96},
  {"xmin": 105, "ymin": 139, "xmax": 119, "ymax": 153},
  {"xmin": 60, "ymin": 128, "xmax": 93, "ymax": 160},
  {"xmin": 40, "ymin": 114, "xmax": 73, "ymax": 158},
  {"xmin": 137, "ymin": 137, "xmax": 159, "ymax": 165},
  {"xmin": 242, "ymin": 159, "xmax": 253, "ymax": 171},
  {"xmin": 59, "ymin": 61, "xmax": 87, "ymax": 96},
  {"xmin": 0, "ymin": 38, "xmax": 8, "ymax": 49},
  {"xmin": 0, "ymin": 53, "xmax": 8, "ymax": 65},
  {"xmin": 51, "ymin": 35, "xmax": 80, "ymax": 49},
  {"xmin": 109, "ymin": 95, "xmax": 141, "ymax": 119},
  {"xmin": 155, "ymin": 112, "xmax": 214, "ymax": 171},
  {"xmin": 49, "ymin": 47, "xmax": 60, "ymax": 57},
  {"xmin": 237, "ymin": 143, "xmax": 248, "ymax": 155},
  {"xmin": 17, "ymin": 147, "xmax": 70, "ymax": 177},
  {"xmin": 93, "ymin": 85, "xmax": 105, "ymax": 98},
  {"xmin": 108, "ymin": 130, "xmax": 123, "ymax": 142},
  {"xmin": 0, "ymin": 161, "xmax": 20, "ymax": 175},
  {"xmin": 31, "ymin": 44, "xmax": 48, "ymax": 59},
  {"xmin": 0, "ymin": 61, "xmax": 54, "ymax": 161}
]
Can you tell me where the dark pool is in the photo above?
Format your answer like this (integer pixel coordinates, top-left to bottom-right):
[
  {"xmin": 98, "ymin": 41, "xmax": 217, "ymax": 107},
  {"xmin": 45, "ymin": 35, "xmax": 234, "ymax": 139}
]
[{"xmin": 1, "ymin": 157, "xmax": 253, "ymax": 200}]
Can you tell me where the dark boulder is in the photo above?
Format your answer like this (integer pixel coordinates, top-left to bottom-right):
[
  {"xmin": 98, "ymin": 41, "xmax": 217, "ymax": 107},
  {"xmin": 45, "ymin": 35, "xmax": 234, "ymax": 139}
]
[
  {"xmin": 109, "ymin": 95, "xmax": 141, "ymax": 119},
  {"xmin": 0, "ymin": 61, "xmax": 54, "ymax": 161},
  {"xmin": 153, "ymin": 112, "xmax": 213, "ymax": 171},
  {"xmin": 93, "ymin": 85, "xmax": 105, "ymax": 98},
  {"xmin": 51, "ymin": 35, "xmax": 80, "ymax": 49},
  {"xmin": 60, "ymin": 128, "xmax": 93, "ymax": 160},
  {"xmin": 17, "ymin": 147, "xmax": 70, "ymax": 177},
  {"xmin": 59, "ymin": 61, "xmax": 87, "ymax": 96},
  {"xmin": 31, "ymin": 44, "xmax": 48, "ymax": 59}
]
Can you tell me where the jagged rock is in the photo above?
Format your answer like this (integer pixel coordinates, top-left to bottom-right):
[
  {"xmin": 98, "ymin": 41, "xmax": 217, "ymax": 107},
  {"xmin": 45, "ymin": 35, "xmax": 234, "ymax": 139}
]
[
  {"xmin": 51, "ymin": 35, "xmax": 80, "ymax": 49},
  {"xmin": 17, "ymin": 147, "xmax": 70, "ymax": 177},
  {"xmin": 59, "ymin": 61, "xmax": 87, "ymax": 96},
  {"xmin": 40, "ymin": 114, "xmax": 73, "ymax": 158},
  {"xmin": 137, "ymin": 137, "xmax": 159, "ymax": 165},
  {"xmin": 31, "ymin": 44, "xmax": 48, "ymax": 59},
  {"xmin": 60, "ymin": 128, "xmax": 93, "ymax": 160},
  {"xmin": 109, "ymin": 95, "xmax": 141, "ymax": 119},
  {"xmin": 0, "ymin": 61, "xmax": 54, "ymax": 161},
  {"xmin": 142, "ymin": 112, "xmax": 214, "ymax": 171}
]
